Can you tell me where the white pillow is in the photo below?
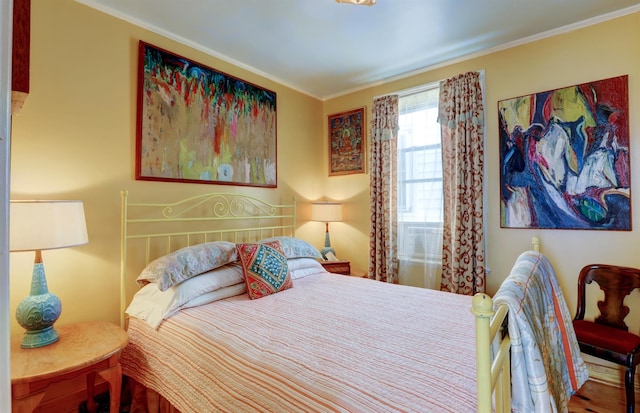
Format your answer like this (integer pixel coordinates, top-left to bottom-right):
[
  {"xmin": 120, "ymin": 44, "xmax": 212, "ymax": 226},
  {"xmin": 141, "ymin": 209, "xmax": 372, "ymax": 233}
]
[
  {"xmin": 126, "ymin": 263, "xmax": 245, "ymax": 329},
  {"xmin": 287, "ymin": 257, "xmax": 326, "ymax": 279},
  {"xmin": 182, "ymin": 283, "xmax": 246, "ymax": 309}
]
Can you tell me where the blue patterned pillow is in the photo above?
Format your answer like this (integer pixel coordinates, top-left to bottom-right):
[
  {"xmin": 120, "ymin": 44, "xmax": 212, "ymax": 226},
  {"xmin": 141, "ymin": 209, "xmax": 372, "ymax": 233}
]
[
  {"xmin": 260, "ymin": 236, "xmax": 322, "ymax": 259},
  {"xmin": 236, "ymin": 241, "xmax": 293, "ymax": 299},
  {"xmin": 137, "ymin": 241, "xmax": 238, "ymax": 291}
]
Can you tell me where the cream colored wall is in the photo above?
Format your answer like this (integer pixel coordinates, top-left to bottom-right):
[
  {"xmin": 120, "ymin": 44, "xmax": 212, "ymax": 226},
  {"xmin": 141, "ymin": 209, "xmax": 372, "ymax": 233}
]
[
  {"xmin": 8, "ymin": 0, "xmax": 324, "ymax": 335},
  {"xmin": 10, "ymin": 1, "xmax": 640, "ymax": 336},
  {"xmin": 324, "ymin": 12, "xmax": 640, "ymax": 327}
]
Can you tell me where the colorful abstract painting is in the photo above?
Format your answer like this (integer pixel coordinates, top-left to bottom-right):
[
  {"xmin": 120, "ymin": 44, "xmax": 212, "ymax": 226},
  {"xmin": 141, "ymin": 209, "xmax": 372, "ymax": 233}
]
[
  {"xmin": 328, "ymin": 107, "xmax": 366, "ymax": 176},
  {"xmin": 499, "ymin": 75, "xmax": 630, "ymax": 230},
  {"xmin": 136, "ymin": 42, "xmax": 277, "ymax": 187}
]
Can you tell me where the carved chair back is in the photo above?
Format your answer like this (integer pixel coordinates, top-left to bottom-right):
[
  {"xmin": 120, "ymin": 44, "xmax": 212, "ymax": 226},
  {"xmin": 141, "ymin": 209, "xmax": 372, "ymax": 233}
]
[{"xmin": 574, "ymin": 264, "xmax": 640, "ymax": 331}]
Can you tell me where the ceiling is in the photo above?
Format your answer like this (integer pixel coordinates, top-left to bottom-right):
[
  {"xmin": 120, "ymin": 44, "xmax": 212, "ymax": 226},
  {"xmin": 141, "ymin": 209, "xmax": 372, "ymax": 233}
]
[{"xmin": 77, "ymin": 0, "xmax": 640, "ymax": 100}]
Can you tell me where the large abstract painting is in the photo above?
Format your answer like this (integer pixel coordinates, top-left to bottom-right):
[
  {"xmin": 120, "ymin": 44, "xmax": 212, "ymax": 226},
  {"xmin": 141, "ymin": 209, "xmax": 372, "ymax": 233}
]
[
  {"xmin": 136, "ymin": 42, "xmax": 277, "ymax": 187},
  {"xmin": 499, "ymin": 75, "xmax": 630, "ymax": 230}
]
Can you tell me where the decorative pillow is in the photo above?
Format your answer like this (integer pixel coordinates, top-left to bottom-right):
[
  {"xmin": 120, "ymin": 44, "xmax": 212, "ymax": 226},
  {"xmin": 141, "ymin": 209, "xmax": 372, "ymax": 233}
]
[
  {"xmin": 126, "ymin": 263, "xmax": 245, "ymax": 329},
  {"xmin": 136, "ymin": 241, "xmax": 238, "ymax": 291},
  {"xmin": 236, "ymin": 241, "xmax": 293, "ymax": 299},
  {"xmin": 260, "ymin": 236, "xmax": 322, "ymax": 259}
]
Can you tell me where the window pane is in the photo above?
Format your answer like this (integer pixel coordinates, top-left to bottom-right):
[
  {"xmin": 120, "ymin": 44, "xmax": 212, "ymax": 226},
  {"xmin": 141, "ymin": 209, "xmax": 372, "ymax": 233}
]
[
  {"xmin": 398, "ymin": 86, "xmax": 442, "ymax": 224},
  {"xmin": 401, "ymin": 181, "xmax": 443, "ymax": 222},
  {"xmin": 405, "ymin": 147, "xmax": 441, "ymax": 180}
]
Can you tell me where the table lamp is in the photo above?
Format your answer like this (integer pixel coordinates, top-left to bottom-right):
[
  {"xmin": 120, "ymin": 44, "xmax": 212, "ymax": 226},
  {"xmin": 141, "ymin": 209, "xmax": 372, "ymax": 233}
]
[
  {"xmin": 10, "ymin": 200, "xmax": 89, "ymax": 349},
  {"xmin": 311, "ymin": 202, "xmax": 342, "ymax": 260}
]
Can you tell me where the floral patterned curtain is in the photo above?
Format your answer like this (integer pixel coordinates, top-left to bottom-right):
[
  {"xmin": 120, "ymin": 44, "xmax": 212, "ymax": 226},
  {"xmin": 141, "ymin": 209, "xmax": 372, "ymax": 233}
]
[
  {"xmin": 368, "ymin": 95, "xmax": 399, "ymax": 283},
  {"xmin": 438, "ymin": 72, "xmax": 486, "ymax": 295}
]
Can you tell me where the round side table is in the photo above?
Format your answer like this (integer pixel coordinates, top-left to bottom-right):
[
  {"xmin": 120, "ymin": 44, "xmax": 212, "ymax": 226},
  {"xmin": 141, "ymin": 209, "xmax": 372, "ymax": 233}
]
[{"xmin": 11, "ymin": 321, "xmax": 128, "ymax": 413}]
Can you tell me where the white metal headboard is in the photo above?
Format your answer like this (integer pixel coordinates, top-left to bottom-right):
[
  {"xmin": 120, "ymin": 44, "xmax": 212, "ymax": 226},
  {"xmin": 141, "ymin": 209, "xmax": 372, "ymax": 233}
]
[{"xmin": 119, "ymin": 190, "xmax": 297, "ymax": 326}]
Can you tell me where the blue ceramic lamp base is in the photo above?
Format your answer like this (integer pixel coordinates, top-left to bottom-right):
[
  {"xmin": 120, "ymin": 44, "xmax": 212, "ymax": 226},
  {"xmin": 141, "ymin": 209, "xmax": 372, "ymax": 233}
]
[
  {"xmin": 15, "ymin": 259, "xmax": 62, "ymax": 349},
  {"xmin": 19, "ymin": 325, "xmax": 59, "ymax": 349},
  {"xmin": 320, "ymin": 228, "xmax": 336, "ymax": 260}
]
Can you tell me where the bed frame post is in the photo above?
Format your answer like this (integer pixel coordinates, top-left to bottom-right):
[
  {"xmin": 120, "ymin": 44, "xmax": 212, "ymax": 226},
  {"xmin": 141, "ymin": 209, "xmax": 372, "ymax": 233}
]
[
  {"xmin": 472, "ymin": 292, "xmax": 495, "ymax": 413},
  {"xmin": 532, "ymin": 236, "xmax": 540, "ymax": 252}
]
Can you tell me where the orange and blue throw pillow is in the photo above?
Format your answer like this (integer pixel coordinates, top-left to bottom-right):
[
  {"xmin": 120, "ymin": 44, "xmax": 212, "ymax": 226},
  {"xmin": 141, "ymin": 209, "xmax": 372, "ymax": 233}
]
[{"xmin": 236, "ymin": 241, "xmax": 293, "ymax": 299}]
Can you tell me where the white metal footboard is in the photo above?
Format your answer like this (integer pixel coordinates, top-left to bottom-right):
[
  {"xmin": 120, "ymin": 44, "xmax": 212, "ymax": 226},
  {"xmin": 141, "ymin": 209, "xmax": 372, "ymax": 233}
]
[{"xmin": 473, "ymin": 237, "xmax": 540, "ymax": 412}]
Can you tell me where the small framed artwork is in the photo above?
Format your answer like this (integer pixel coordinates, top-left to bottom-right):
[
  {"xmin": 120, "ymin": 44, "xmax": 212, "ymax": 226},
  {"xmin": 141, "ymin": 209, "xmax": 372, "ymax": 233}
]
[
  {"xmin": 499, "ymin": 75, "xmax": 630, "ymax": 230},
  {"xmin": 135, "ymin": 41, "xmax": 277, "ymax": 187},
  {"xmin": 328, "ymin": 107, "xmax": 366, "ymax": 176}
]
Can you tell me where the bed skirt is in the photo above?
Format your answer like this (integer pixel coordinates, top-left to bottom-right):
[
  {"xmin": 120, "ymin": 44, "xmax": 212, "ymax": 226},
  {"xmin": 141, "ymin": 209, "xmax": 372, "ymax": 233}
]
[{"xmin": 127, "ymin": 377, "xmax": 182, "ymax": 413}]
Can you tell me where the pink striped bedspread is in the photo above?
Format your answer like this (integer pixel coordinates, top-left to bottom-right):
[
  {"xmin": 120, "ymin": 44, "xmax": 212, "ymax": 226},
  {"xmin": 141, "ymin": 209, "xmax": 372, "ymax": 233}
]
[{"xmin": 121, "ymin": 272, "xmax": 477, "ymax": 412}]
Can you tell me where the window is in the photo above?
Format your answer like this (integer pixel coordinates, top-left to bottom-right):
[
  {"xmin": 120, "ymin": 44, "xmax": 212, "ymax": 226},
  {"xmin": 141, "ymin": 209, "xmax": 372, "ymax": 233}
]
[{"xmin": 397, "ymin": 86, "xmax": 442, "ymax": 263}]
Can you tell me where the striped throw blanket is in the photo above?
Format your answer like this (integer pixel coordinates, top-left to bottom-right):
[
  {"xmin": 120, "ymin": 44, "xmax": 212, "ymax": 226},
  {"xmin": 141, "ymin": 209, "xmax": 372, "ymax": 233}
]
[{"xmin": 494, "ymin": 251, "xmax": 589, "ymax": 412}]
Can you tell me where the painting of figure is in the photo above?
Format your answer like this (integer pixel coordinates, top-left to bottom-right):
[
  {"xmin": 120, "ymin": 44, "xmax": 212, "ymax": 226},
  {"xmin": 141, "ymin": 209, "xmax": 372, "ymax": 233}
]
[
  {"xmin": 328, "ymin": 107, "xmax": 366, "ymax": 176},
  {"xmin": 499, "ymin": 75, "xmax": 630, "ymax": 230}
]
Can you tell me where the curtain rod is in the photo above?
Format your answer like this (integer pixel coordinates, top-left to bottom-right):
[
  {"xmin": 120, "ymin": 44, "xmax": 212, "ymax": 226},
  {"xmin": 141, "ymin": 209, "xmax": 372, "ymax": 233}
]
[
  {"xmin": 373, "ymin": 69, "xmax": 485, "ymax": 100},
  {"xmin": 372, "ymin": 81, "xmax": 438, "ymax": 100}
]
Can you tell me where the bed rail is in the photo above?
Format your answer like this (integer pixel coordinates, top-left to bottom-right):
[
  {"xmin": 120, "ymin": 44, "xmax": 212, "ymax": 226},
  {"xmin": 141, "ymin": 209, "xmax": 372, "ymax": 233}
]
[
  {"xmin": 119, "ymin": 190, "xmax": 297, "ymax": 327},
  {"xmin": 473, "ymin": 293, "xmax": 511, "ymax": 413}
]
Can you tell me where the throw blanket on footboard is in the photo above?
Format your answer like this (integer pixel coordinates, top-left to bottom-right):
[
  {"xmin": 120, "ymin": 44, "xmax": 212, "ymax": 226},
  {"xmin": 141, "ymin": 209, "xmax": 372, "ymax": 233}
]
[
  {"xmin": 121, "ymin": 273, "xmax": 478, "ymax": 412},
  {"xmin": 494, "ymin": 251, "xmax": 589, "ymax": 413}
]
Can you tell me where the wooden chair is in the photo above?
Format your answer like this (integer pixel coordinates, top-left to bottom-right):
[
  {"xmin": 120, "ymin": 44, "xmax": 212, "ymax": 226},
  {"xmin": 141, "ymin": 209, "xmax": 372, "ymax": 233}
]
[{"xmin": 573, "ymin": 264, "xmax": 640, "ymax": 413}]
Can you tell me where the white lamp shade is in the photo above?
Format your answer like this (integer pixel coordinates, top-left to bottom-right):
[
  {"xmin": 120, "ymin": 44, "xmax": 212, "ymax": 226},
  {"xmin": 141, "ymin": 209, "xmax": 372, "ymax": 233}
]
[
  {"xmin": 10, "ymin": 200, "xmax": 89, "ymax": 252},
  {"xmin": 311, "ymin": 202, "xmax": 343, "ymax": 222}
]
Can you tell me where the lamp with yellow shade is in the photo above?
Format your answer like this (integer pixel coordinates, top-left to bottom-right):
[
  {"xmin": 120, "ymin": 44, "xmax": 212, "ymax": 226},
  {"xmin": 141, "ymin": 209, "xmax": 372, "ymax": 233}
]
[
  {"xmin": 311, "ymin": 202, "xmax": 343, "ymax": 260},
  {"xmin": 10, "ymin": 200, "xmax": 88, "ymax": 349}
]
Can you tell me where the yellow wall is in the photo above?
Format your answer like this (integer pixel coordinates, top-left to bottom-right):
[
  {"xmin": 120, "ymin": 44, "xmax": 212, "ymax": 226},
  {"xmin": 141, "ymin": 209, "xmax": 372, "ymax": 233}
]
[
  {"xmin": 324, "ymin": 11, "xmax": 640, "ymax": 330},
  {"xmin": 10, "ymin": 0, "xmax": 640, "ymax": 335},
  {"xmin": 9, "ymin": 0, "xmax": 324, "ymax": 335}
]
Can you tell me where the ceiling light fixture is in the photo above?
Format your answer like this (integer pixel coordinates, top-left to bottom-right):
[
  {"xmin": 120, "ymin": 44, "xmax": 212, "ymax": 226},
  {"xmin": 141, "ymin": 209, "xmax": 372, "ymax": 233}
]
[{"xmin": 335, "ymin": 0, "xmax": 377, "ymax": 5}]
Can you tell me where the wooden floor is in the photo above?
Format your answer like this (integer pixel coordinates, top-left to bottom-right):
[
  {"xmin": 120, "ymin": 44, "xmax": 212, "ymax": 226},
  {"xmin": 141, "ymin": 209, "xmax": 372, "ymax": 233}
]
[
  {"xmin": 569, "ymin": 380, "xmax": 634, "ymax": 413},
  {"xmin": 30, "ymin": 377, "xmax": 632, "ymax": 412}
]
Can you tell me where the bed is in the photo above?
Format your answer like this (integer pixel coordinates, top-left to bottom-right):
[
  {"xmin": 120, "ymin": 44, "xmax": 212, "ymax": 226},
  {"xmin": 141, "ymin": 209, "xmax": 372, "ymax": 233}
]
[{"xmin": 118, "ymin": 190, "xmax": 587, "ymax": 413}]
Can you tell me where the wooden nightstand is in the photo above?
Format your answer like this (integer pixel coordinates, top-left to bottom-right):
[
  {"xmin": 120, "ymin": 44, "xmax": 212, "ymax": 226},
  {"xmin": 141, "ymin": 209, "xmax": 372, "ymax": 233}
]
[
  {"xmin": 11, "ymin": 321, "xmax": 128, "ymax": 413},
  {"xmin": 321, "ymin": 260, "xmax": 351, "ymax": 275}
]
